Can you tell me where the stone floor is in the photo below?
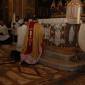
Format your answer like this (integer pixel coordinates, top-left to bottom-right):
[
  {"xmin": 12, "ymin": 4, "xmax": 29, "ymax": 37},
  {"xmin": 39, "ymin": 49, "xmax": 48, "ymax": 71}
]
[
  {"xmin": 0, "ymin": 45, "xmax": 85, "ymax": 85},
  {"xmin": 0, "ymin": 63, "xmax": 70, "ymax": 85}
]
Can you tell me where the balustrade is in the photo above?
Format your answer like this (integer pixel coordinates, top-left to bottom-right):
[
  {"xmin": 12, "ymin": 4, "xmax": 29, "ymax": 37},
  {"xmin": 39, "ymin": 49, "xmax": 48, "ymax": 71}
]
[{"xmin": 39, "ymin": 18, "xmax": 80, "ymax": 48}]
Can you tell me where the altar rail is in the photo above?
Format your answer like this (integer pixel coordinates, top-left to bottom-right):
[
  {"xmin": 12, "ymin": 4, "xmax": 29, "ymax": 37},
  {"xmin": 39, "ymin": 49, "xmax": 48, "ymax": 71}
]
[{"xmin": 38, "ymin": 18, "xmax": 80, "ymax": 51}]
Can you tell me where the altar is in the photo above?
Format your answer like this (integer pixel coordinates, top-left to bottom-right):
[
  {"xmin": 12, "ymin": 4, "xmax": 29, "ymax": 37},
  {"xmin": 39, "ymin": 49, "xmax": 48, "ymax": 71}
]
[{"xmin": 38, "ymin": 18, "xmax": 85, "ymax": 71}]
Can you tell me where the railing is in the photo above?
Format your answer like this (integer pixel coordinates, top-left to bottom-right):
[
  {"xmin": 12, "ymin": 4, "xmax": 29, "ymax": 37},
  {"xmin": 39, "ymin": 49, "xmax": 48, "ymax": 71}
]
[{"xmin": 39, "ymin": 18, "xmax": 80, "ymax": 50}]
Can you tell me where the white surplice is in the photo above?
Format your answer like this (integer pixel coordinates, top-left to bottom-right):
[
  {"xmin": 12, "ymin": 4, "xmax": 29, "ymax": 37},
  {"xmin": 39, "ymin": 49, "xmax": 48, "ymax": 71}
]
[{"xmin": 16, "ymin": 24, "xmax": 28, "ymax": 52}]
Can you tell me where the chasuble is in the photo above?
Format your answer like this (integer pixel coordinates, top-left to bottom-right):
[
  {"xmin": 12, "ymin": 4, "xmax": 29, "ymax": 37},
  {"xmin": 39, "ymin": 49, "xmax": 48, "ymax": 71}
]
[{"xmin": 21, "ymin": 20, "xmax": 44, "ymax": 64}]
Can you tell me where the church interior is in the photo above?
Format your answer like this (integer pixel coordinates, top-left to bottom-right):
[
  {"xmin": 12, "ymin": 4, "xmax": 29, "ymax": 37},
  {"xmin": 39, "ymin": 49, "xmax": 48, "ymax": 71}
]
[{"xmin": 0, "ymin": 0, "xmax": 85, "ymax": 85}]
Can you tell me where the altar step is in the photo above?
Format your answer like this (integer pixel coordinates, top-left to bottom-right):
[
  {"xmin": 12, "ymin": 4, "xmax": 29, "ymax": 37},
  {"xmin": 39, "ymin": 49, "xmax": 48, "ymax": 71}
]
[
  {"xmin": 40, "ymin": 50, "xmax": 85, "ymax": 72},
  {"xmin": 43, "ymin": 50, "xmax": 75, "ymax": 61}
]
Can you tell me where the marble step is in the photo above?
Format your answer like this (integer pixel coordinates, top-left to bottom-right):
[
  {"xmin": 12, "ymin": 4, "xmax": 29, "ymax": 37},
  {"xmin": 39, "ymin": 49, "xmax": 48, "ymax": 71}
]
[
  {"xmin": 45, "ymin": 50, "xmax": 85, "ymax": 61},
  {"xmin": 40, "ymin": 55, "xmax": 85, "ymax": 72},
  {"xmin": 45, "ymin": 50, "xmax": 75, "ymax": 61}
]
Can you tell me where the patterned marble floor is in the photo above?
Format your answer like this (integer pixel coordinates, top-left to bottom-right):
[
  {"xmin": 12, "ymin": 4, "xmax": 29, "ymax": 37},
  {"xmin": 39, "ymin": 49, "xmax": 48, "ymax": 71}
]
[
  {"xmin": 0, "ymin": 45, "xmax": 85, "ymax": 85},
  {"xmin": 0, "ymin": 62, "xmax": 72, "ymax": 85}
]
